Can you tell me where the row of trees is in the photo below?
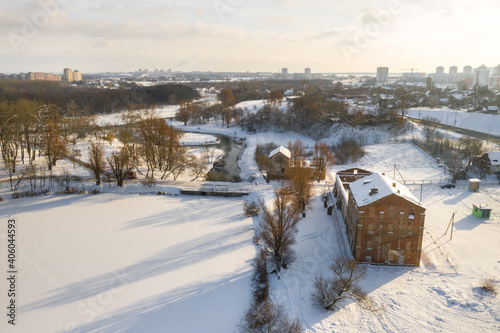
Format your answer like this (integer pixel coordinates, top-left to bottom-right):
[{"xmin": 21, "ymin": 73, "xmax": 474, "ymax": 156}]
[
  {"xmin": 0, "ymin": 100, "xmax": 89, "ymax": 189},
  {"xmin": 418, "ymin": 116, "xmax": 488, "ymax": 178},
  {"xmin": 0, "ymin": 80, "xmax": 200, "ymax": 115},
  {"xmin": 87, "ymin": 112, "xmax": 213, "ymax": 186},
  {"xmin": 0, "ymin": 99, "xmax": 213, "ymax": 190}
]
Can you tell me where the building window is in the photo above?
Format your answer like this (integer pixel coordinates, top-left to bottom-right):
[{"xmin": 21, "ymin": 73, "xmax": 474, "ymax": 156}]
[
  {"xmin": 409, "ymin": 213, "xmax": 415, "ymax": 219},
  {"xmin": 367, "ymin": 241, "xmax": 373, "ymax": 250},
  {"xmin": 367, "ymin": 224, "xmax": 374, "ymax": 233},
  {"xmin": 406, "ymin": 241, "xmax": 412, "ymax": 251},
  {"xmin": 389, "ymin": 207, "xmax": 395, "ymax": 217},
  {"xmin": 388, "ymin": 224, "xmax": 393, "ymax": 233},
  {"xmin": 366, "ymin": 256, "xmax": 372, "ymax": 263},
  {"xmin": 407, "ymin": 225, "xmax": 413, "ymax": 234}
]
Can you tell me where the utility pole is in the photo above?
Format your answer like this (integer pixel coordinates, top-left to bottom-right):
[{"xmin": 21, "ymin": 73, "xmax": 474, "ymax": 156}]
[{"xmin": 445, "ymin": 212, "xmax": 456, "ymax": 240}]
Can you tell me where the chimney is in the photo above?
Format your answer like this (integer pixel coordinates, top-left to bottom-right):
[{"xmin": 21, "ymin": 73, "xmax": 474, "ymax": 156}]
[{"xmin": 369, "ymin": 187, "xmax": 378, "ymax": 196}]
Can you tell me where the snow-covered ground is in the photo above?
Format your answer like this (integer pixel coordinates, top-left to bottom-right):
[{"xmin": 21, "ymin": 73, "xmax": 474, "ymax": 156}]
[
  {"xmin": 0, "ymin": 98, "xmax": 499, "ymax": 332},
  {"xmin": 271, "ymin": 143, "xmax": 500, "ymax": 333},
  {"xmin": 407, "ymin": 108, "xmax": 500, "ymax": 137},
  {"xmin": 0, "ymin": 194, "xmax": 254, "ymax": 332}
]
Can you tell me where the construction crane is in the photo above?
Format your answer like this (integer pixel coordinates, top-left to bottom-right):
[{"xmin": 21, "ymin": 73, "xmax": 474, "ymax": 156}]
[{"xmin": 400, "ymin": 68, "xmax": 419, "ymax": 73}]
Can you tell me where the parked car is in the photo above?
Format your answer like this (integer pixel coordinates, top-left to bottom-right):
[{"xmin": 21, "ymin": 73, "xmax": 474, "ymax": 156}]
[{"xmin": 441, "ymin": 183, "xmax": 456, "ymax": 189}]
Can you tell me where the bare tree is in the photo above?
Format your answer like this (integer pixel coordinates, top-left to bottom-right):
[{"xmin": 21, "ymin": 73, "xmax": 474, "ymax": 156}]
[
  {"xmin": 313, "ymin": 141, "xmax": 335, "ymax": 182},
  {"xmin": 287, "ymin": 167, "xmax": 313, "ymax": 217},
  {"xmin": 256, "ymin": 153, "xmax": 273, "ymax": 182},
  {"xmin": 41, "ymin": 119, "xmax": 67, "ymax": 171},
  {"xmin": 188, "ymin": 154, "xmax": 206, "ymax": 181},
  {"xmin": 287, "ymin": 140, "xmax": 306, "ymax": 167},
  {"xmin": 220, "ymin": 89, "xmax": 236, "ymax": 108},
  {"xmin": 88, "ymin": 142, "xmax": 105, "ymax": 186},
  {"xmin": 176, "ymin": 101, "xmax": 193, "ymax": 126},
  {"xmin": 420, "ymin": 116, "xmax": 440, "ymax": 143},
  {"xmin": 268, "ymin": 90, "xmax": 284, "ymax": 105},
  {"xmin": 458, "ymin": 137, "xmax": 485, "ymax": 170},
  {"xmin": 107, "ymin": 147, "xmax": 132, "ymax": 187},
  {"xmin": 259, "ymin": 187, "xmax": 300, "ymax": 271},
  {"xmin": 239, "ymin": 299, "xmax": 304, "ymax": 333},
  {"xmin": 312, "ymin": 257, "xmax": 383, "ymax": 313}
]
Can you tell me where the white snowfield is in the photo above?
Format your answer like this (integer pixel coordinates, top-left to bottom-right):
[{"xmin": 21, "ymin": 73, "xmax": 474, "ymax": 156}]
[{"xmin": 0, "ymin": 195, "xmax": 254, "ymax": 332}]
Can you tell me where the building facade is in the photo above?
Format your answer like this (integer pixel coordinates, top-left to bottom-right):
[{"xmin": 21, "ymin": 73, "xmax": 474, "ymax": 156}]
[
  {"xmin": 305, "ymin": 68, "xmax": 311, "ymax": 80},
  {"xmin": 73, "ymin": 70, "xmax": 82, "ymax": 82},
  {"xmin": 376, "ymin": 67, "xmax": 389, "ymax": 83},
  {"xmin": 334, "ymin": 171, "xmax": 426, "ymax": 266},
  {"xmin": 63, "ymin": 68, "xmax": 73, "ymax": 82},
  {"xmin": 473, "ymin": 65, "xmax": 490, "ymax": 87}
]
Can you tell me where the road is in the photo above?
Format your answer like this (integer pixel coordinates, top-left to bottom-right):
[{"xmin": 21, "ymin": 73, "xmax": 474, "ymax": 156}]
[{"xmin": 408, "ymin": 116, "xmax": 500, "ymax": 145}]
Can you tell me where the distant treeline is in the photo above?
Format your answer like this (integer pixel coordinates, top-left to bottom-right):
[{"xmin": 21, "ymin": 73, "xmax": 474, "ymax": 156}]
[{"xmin": 0, "ymin": 80, "xmax": 200, "ymax": 115}]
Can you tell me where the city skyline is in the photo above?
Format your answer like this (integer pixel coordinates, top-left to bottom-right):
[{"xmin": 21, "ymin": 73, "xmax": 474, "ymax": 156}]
[{"xmin": 1, "ymin": 0, "xmax": 500, "ymax": 74}]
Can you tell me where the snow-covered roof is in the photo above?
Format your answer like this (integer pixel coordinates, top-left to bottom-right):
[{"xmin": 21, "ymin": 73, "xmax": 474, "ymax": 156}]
[
  {"xmin": 487, "ymin": 152, "xmax": 500, "ymax": 165},
  {"xmin": 487, "ymin": 106, "xmax": 499, "ymax": 111},
  {"xmin": 451, "ymin": 94, "xmax": 464, "ymax": 100},
  {"xmin": 349, "ymin": 173, "xmax": 423, "ymax": 208},
  {"xmin": 269, "ymin": 146, "xmax": 291, "ymax": 159}
]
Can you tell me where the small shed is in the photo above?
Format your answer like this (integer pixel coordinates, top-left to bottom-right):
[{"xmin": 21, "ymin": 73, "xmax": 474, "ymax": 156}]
[
  {"xmin": 468, "ymin": 178, "xmax": 481, "ymax": 192},
  {"xmin": 472, "ymin": 204, "xmax": 492, "ymax": 219}
]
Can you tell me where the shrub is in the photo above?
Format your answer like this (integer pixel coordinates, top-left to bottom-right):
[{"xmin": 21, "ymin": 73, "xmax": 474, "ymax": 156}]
[
  {"xmin": 12, "ymin": 189, "xmax": 50, "ymax": 199},
  {"xmin": 141, "ymin": 176, "xmax": 157, "ymax": 188},
  {"xmin": 244, "ymin": 201, "xmax": 260, "ymax": 217},
  {"xmin": 206, "ymin": 170, "xmax": 229, "ymax": 182},
  {"xmin": 332, "ymin": 137, "xmax": 366, "ymax": 164},
  {"xmin": 481, "ymin": 278, "xmax": 497, "ymax": 296}
]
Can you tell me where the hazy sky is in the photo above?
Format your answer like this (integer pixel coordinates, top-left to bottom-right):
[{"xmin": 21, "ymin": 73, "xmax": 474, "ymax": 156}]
[{"xmin": 1, "ymin": 0, "xmax": 499, "ymax": 74}]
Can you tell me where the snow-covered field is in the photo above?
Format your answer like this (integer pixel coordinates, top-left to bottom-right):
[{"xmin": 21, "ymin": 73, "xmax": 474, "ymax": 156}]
[
  {"xmin": 407, "ymin": 108, "xmax": 500, "ymax": 137},
  {"xmin": 0, "ymin": 194, "xmax": 254, "ymax": 332}
]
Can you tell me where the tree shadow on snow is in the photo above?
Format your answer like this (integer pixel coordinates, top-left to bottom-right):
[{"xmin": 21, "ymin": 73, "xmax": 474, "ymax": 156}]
[
  {"xmin": 19, "ymin": 224, "xmax": 253, "ymax": 314},
  {"xmin": 60, "ymin": 271, "xmax": 252, "ymax": 333},
  {"xmin": 122, "ymin": 196, "xmax": 245, "ymax": 229}
]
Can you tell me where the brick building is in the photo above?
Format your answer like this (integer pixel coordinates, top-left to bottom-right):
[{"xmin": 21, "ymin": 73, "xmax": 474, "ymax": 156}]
[{"xmin": 334, "ymin": 170, "xmax": 426, "ymax": 266}]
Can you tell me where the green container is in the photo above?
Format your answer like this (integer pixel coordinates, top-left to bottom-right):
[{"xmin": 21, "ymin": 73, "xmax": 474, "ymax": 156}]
[{"xmin": 472, "ymin": 204, "xmax": 492, "ymax": 219}]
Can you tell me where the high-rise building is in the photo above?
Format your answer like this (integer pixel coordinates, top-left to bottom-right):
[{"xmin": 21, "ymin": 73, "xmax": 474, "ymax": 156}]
[
  {"xmin": 449, "ymin": 66, "xmax": 458, "ymax": 75},
  {"xmin": 436, "ymin": 66, "xmax": 444, "ymax": 74},
  {"xmin": 304, "ymin": 68, "xmax": 311, "ymax": 80},
  {"xmin": 463, "ymin": 65, "xmax": 472, "ymax": 74},
  {"xmin": 426, "ymin": 77, "xmax": 433, "ymax": 90},
  {"xmin": 73, "ymin": 70, "xmax": 82, "ymax": 82},
  {"xmin": 473, "ymin": 65, "xmax": 490, "ymax": 87},
  {"xmin": 489, "ymin": 65, "xmax": 500, "ymax": 89},
  {"xmin": 376, "ymin": 67, "xmax": 389, "ymax": 83},
  {"xmin": 494, "ymin": 65, "xmax": 500, "ymax": 75},
  {"xmin": 63, "ymin": 68, "xmax": 73, "ymax": 82},
  {"xmin": 281, "ymin": 68, "xmax": 288, "ymax": 79}
]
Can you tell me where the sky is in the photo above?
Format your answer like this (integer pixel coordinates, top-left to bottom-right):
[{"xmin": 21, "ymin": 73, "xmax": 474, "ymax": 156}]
[{"xmin": 0, "ymin": 0, "xmax": 499, "ymax": 74}]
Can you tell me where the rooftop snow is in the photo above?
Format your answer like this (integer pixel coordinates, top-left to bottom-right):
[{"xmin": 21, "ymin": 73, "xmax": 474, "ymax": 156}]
[
  {"xmin": 269, "ymin": 145, "xmax": 291, "ymax": 159},
  {"xmin": 349, "ymin": 172, "xmax": 423, "ymax": 208},
  {"xmin": 487, "ymin": 151, "xmax": 500, "ymax": 165}
]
